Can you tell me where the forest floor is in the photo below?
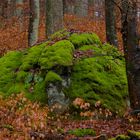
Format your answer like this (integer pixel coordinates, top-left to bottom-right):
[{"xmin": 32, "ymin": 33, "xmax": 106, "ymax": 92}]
[{"xmin": 0, "ymin": 93, "xmax": 139, "ymax": 140}]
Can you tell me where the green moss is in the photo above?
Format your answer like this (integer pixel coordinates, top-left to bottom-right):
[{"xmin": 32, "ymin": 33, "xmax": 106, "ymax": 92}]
[
  {"xmin": 25, "ymin": 81, "xmax": 47, "ymax": 103},
  {"xmin": 128, "ymin": 130, "xmax": 140, "ymax": 138},
  {"xmin": 45, "ymin": 71, "xmax": 62, "ymax": 83},
  {"xmin": 67, "ymin": 44, "xmax": 128, "ymax": 113},
  {"xmin": 101, "ymin": 43, "xmax": 122, "ymax": 58},
  {"xmin": 0, "ymin": 32, "xmax": 128, "ymax": 113},
  {"xmin": 20, "ymin": 43, "xmax": 46, "ymax": 71},
  {"xmin": 115, "ymin": 135, "xmax": 130, "ymax": 140},
  {"xmin": 0, "ymin": 51, "xmax": 23, "ymax": 93},
  {"xmin": 109, "ymin": 138, "xmax": 116, "ymax": 140},
  {"xmin": 2, "ymin": 124, "xmax": 14, "ymax": 131},
  {"xmin": 49, "ymin": 29, "xmax": 70, "ymax": 40},
  {"xmin": 109, "ymin": 131, "xmax": 140, "ymax": 140},
  {"xmin": 79, "ymin": 45, "xmax": 102, "ymax": 54},
  {"xmin": 39, "ymin": 40, "xmax": 74, "ymax": 69},
  {"xmin": 16, "ymin": 71, "xmax": 28, "ymax": 82},
  {"xmin": 68, "ymin": 128, "xmax": 96, "ymax": 137},
  {"xmin": 109, "ymin": 132, "xmax": 140, "ymax": 140},
  {"xmin": 69, "ymin": 33, "xmax": 101, "ymax": 48},
  {"xmin": 7, "ymin": 83, "xmax": 25, "ymax": 95}
]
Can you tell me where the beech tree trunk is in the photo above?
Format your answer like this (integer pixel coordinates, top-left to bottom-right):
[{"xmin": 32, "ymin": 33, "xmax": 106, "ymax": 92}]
[
  {"xmin": 121, "ymin": 0, "xmax": 140, "ymax": 110},
  {"xmin": 63, "ymin": 0, "xmax": 75, "ymax": 15},
  {"xmin": 75, "ymin": 0, "xmax": 88, "ymax": 17},
  {"xmin": 0, "ymin": 2, "xmax": 6, "ymax": 18},
  {"xmin": 15, "ymin": 0, "xmax": 24, "ymax": 31},
  {"xmin": 105, "ymin": 0, "xmax": 118, "ymax": 47},
  {"xmin": 28, "ymin": 0, "xmax": 40, "ymax": 46},
  {"xmin": 0, "ymin": 0, "xmax": 12, "ymax": 19},
  {"xmin": 46, "ymin": 0, "xmax": 64, "ymax": 37},
  {"xmin": 15, "ymin": 0, "xmax": 23, "ymax": 17}
]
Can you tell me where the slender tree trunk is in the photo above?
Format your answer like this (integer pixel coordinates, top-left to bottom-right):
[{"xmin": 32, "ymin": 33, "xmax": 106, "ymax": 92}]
[
  {"xmin": 15, "ymin": 0, "xmax": 23, "ymax": 17},
  {"xmin": 105, "ymin": 0, "xmax": 118, "ymax": 47},
  {"xmin": 121, "ymin": 0, "xmax": 140, "ymax": 110},
  {"xmin": 3, "ymin": 0, "xmax": 11, "ymax": 19},
  {"xmin": 15, "ymin": 0, "xmax": 24, "ymax": 31},
  {"xmin": 0, "ymin": 2, "xmax": 5, "ymax": 18},
  {"xmin": 63, "ymin": 0, "xmax": 75, "ymax": 15},
  {"xmin": 75, "ymin": 0, "xmax": 88, "ymax": 17},
  {"xmin": 46, "ymin": 0, "xmax": 64, "ymax": 37},
  {"xmin": 28, "ymin": 0, "xmax": 40, "ymax": 46}
]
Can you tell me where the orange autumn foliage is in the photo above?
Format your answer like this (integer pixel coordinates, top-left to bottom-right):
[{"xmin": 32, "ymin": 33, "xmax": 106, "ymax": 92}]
[
  {"xmin": 0, "ymin": 93, "xmax": 49, "ymax": 139},
  {"xmin": 0, "ymin": 13, "xmax": 124, "ymax": 56}
]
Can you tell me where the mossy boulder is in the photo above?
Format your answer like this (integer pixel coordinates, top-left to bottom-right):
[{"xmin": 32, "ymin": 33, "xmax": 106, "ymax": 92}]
[
  {"xmin": 20, "ymin": 43, "xmax": 47, "ymax": 71},
  {"xmin": 69, "ymin": 33, "xmax": 101, "ymax": 48},
  {"xmin": 49, "ymin": 29, "xmax": 70, "ymax": 41},
  {"xmin": 39, "ymin": 40, "xmax": 74, "ymax": 69},
  {"xmin": 0, "ymin": 51, "xmax": 23, "ymax": 94},
  {"xmin": 0, "ymin": 31, "xmax": 128, "ymax": 113},
  {"xmin": 45, "ymin": 71, "xmax": 62, "ymax": 83},
  {"xmin": 68, "ymin": 44, "xmax": 127, "ymax": 112}
]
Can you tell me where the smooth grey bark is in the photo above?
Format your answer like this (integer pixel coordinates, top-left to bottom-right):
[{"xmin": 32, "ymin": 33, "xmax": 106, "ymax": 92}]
[
  {"xmin": 28, "ymin": 0, "xmax": 40, "ymax": 46},
  {"xmin": 0, "ymin": 0, "xmax": 14, "ymax": 19},
  {"xmin": 63, "ymin": 0, "xmax": 75, "ymax": 14},
  {"xmin": 6, "ymin": 0, "xmax": 11, "ymax": 18},
  {"xmin": 88, "ymin": 0, "xmax": 94, "ymax": 5},
  {"xmin": 46, "ymin": 68, "xmax": 71, "ymax": 114},
  {"xmin": 15, "ymin": 0, "xmax": 23, "ymax": 31},
  {"xmin": 15, "ymin": 0, "xmax": 23, "ymax": 17},
  {"xmin": 88, "ymin": 0, "xmax": 94, "ymax": 17},
  {"xmin": 105, "ymin": 0, "xmax": 118, "ymax": 47},
  {"xmin": 121, "ymin": 0, "xmax": 140, "ymax": 110},
  {"xmin": 75, "ymin": 0, "xmax": 88, "ymax": 17},
  {"xmin": 0, "ymin": 2, "xmax": 5, "ymax": 18},
  {"xmin": 40, "ymin": 0, "xmax": 46, "ymax": 17},
  {"xmin": 46, "ymin": 0, "xmax": 64, "ymax": 37}
]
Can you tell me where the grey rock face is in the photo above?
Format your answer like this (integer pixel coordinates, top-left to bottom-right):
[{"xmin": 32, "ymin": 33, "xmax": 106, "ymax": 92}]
[{"xmin": 46, "ymin": 76, "xmax": 70, "ymax": 114}]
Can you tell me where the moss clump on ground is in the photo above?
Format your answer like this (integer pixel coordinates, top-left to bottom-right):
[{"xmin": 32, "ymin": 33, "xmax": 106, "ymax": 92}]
[
  {"xmin": 0, "ymin": 31, "xmax": 128, "ymax": 113},
  {"xmin": 68, "ymin": 128, "xmax": 96, "ymax": 137},
  {"xmin": 109, "ymin": 135, "xmax": 130, "ymax": 140},
  {"xmin": 109, "ymin": 130, "xmax": 140, "ymax": 140},
  {"xmin": 128, "ymin": 130, "xmax": 140, "ymax": 139}
]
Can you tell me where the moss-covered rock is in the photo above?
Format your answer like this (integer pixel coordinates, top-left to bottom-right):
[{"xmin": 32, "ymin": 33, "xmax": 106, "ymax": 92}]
[
  {"xmin": 49, "ymin": 29, "xmax": 70, "ymax": 41},
  {"xmin": 0, "ymin": 31, "xmax": 128, "ymax": 113},
  {"xmin": 45, "ymin": 71, "xmax": 62, "ymax": 83},
  {"xmin": 69, "ymin": 33, "xmax": 101, "ymax": 48},
  {"xmin": 39, "ymin": 40, "xmax": 74, "ymax": 69},
  {"xmin": 20, "ymin": 43, "xmax": 47, "ymax": 71},
  {"xmin": 67, "ymin": 44, "xmax": 127, "ymax": 113},
  {"xmin": 0, "ymin": 51, "xmax": 23, "ymax": 94}
]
